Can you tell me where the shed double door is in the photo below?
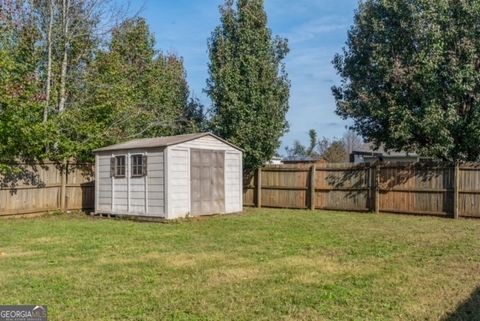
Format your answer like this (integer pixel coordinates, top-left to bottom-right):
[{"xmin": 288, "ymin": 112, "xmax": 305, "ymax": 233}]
[{"xmin": 190, "ymin": 149, "xmax": 225, "ymax": 216}]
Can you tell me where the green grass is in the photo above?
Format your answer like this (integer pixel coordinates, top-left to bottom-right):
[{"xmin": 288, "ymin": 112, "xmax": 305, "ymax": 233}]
[{"xmin": 1, "ymin": 209, "xmax": 480, "ymax": 321}]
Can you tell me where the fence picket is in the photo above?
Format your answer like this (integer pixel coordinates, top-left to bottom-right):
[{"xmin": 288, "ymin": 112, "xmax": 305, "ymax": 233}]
[
  {"xmin": 244, "ymin": 162, "xmax": 480, "ymax": 218},
  {"xmin": 0, "ymin": 162, "xmax": 94, "ymax": 216}
]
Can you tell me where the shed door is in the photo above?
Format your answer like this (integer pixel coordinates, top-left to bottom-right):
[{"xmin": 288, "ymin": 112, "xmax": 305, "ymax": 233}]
[{"xmin": 190, "ymin": 149, "xmax": 225, "ymax": 216}]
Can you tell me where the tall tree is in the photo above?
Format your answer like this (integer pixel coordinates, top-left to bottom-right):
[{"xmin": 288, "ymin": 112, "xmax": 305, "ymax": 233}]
[
  {"xmin": 333, "ymin": 0, "xmax": 480, "ymax": 161},
  {"xmin": 60, "ymin": 17, "xmax": 194, "ymax": 161},
  {"xmin": 320, "ymin": 139, "xmax": 348, "ymax": 163},
  {"xmin": 285, "ymin": 130, "xmax": 320, "ymax": 158},
  {"xmin": 342, "ymin": 129, "xmax": 365, "ymax": 155},
  {"xmin": 0, "ymin": 2, "xmax": 200, "ymax": 165},
  {"xmin": 285, "ymin": 140, "xmax": 307, "ymax": 158},
  {"xmin": 178, "ymin": 97, "xmax": 207, "ymax": 134},
  {"xmin": 307, "ymin": 129, "xmax": 319, "ymax": 157},
  {"xmin": 0, "ymin": 1, "xmax": 49, "ymax": 167},
  {"xmin": 108, "ymin": 18, "xmax": 190, "ymax": 138},
  {"xmin": 43, "ymin": 0, "xmax": 54, "ymax": 122},
  {"xmin": 207, "ymin": 0, "xmax": 290, "ymax": 170},
  {"xmin": 285, "ymin": 133, "xmax": 348, "ymax": 162},
  {"xmin": 31, "ymin": 0, "xmax": 105, "ymax": 118}
]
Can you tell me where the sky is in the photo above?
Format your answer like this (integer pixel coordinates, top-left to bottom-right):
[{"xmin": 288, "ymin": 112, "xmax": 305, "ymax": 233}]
[{"xmin": 120, "ymin": 0, "xmax": 359, "ymax": 154}]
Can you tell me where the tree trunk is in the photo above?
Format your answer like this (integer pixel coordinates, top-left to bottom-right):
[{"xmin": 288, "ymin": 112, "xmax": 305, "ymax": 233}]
[
  {"xmin": 43, "ymin": 0, "xmax": 54, "ymax": 122},
  {"xmin": 58, "ymin": 0, "xmax": 70, "ymax": 113}
]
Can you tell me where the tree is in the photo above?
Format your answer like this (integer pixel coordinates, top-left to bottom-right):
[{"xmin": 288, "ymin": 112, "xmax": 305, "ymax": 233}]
[
  {"xmin": 333, "ymin": 0, "xmax": 480, "ymax": 161},
  {"xmin": 307, "ymin": 129, "xmax": 319, "ymax": 157},
  {"xmin": 106, "ymin": 18, "xmax": 190, "ymax": 138},
  {"xmin": 285, "ymin": 140, "xmax": 307, "ymax": 158},
  {"xmin": 178, "ymin": 97, "xmax": 208, "ymax": 134},
  {"xmin": 58, "ymin": 17, "xmax": 194, "ymax": 161},
  {"xmin": 342, "ymin": 129, "xmax": 365, "ymax": 155},
  {"xmin": 37, "ymin": 0, "xmax": 123, "ymax": 162},
  {"xmin": 321, "ymin": 140, "xmax": 348, "ymax": 163},
  {"xmin": 0, "ymin": 2, "xmax": 50, "ymax": 168},
  {"xmin": 32, "ymin": 0, "xmax": 107, "ymax": 118},
  {"xmin": 43, "ymin": 0, "xmax": 54, "ymax": 122},
  {"xmin": 0, "ymin": 2, "xmax": 201, "ymax": 167},
  {"xmin": 285, "ymin": 129, "xmax": 320, "ymax": 158},
  {"xmin": 206, "ymin": 0, "xmax": 290, "ymax": 170}
]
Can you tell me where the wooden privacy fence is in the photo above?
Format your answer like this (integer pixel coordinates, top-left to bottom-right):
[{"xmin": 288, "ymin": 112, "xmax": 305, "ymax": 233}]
[
  {"xmin": 244, "ymin": 162, "xmax": 480, "ymax": 218},
  {"xmin": 3, "ymin": 161, "xmax": 480, "ymax": 218},
  {"xmin": 0, "ymin": 162, "xmax": 94, "ymax": 217}
]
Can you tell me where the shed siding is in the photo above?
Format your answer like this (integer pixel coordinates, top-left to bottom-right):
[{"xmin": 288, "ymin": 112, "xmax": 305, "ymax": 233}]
[
  {"xmin": 97, "ymin": 154, "xmax": 112, "ymax": 212},
  {"xmin": 129, "ymin": 176, "xmax": 145, "ymax": 214},
  {"xmin": 95, "ymin": 149, "xmax": 165, "ymax": 217},
  {"xmin": 113, "ymin": 175, "xmax": 128, "ymax": 212},
  {"xmin": 167, "ymin": 148, "xmax": 190, "ymax": 219},
  {"xmin": 110, "ymin": 151, "xmax": 128, "ymax": 213},
  {"xmin": 172, "ymin": 136, "xmax": 243, "ymax": 217},
  {"xmin": 96, "ymin": 134, "xmax": 241, "ymax": 219},
  {"xmin": 146, "ymin": 149, "xmax": 165, "ymax": 216},
  {"xmin": 225, "ymin": 151, "xmax": 243, "ymax": 212}
]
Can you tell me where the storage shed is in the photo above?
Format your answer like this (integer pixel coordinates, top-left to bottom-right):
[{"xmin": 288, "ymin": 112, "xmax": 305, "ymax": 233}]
[{"xmin": 93, "ymin": 133, "xmax": 243, "ymax": 219}]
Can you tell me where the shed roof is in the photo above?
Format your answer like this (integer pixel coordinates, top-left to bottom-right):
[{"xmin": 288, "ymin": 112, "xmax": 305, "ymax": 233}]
[{"xmin": 93, "ymin": 132, "xmax": 243, "ymax": 153}]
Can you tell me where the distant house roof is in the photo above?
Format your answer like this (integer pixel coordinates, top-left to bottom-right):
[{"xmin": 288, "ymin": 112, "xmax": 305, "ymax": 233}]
[
  {"xmin": 282, "ymin": 156, "xmax": 325, "ymax": 163},
  {"xmin": 93, "ymin": 132, "xmax": 243, "ymax": 153},
  {"xmin": 351, "ymin": 143, "xmax": 419, "ymax": 157}
]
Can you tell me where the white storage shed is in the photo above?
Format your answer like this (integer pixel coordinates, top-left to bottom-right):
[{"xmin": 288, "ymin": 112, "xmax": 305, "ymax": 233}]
[{"xmin": 93, "ymin": 133, "xmax": 243, "ymax": 219}]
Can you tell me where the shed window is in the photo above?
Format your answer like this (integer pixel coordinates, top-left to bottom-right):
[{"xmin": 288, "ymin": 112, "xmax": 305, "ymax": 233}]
[
  {"xmin": 111, "ymin": 156, "xmax": 126, "ymax": 178},
  {"xmin": 131, "ymin": 154, "xmax": 147, "ymax": 177}
]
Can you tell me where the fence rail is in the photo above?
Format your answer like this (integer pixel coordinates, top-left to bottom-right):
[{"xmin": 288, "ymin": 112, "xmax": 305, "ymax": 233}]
[
  {"xmin": 0, "ymin": 162, "xmax": 94, "ymax": 217},
  {"xmin": 3, "ymin": 161, "xmax": 480, "ymax": 218},
  {"xmin": 244, "ymin": 162, "xmax": 480, "ymax": 218}
]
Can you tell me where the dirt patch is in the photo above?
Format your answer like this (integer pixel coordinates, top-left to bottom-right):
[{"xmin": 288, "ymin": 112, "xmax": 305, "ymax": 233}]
[
  {"xmin": 1, "ymin": 249, "xmax": 39, "ymax": 258},
  {"xmin": 270, "ymin": 255, "xmax": 382, "ymax": 285},
  {"xmin": 277, "ymin": 255, "xmax": 344, "ymax": 272},
  {"xmin": 97, "ymin": 251, "xmax": 240, "ymax": 269},
  {"xmin": 208, "ymin": 266, "xmax": 262, "ymax": 285},
  {"xmin": 164, "ymin": 252, "xmax": 230, "ymax": 268}
]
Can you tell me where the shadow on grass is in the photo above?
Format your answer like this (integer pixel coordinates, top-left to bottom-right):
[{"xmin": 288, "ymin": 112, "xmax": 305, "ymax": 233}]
[{"xmin": 442, "ymin": 286, "xmax": 480, "ymax": 321}]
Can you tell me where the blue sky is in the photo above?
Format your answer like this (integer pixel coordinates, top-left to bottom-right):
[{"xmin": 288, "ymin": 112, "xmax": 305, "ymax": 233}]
[{"xmin": 121, "ymin": 0, "xmax": 358, "ymax": 154}]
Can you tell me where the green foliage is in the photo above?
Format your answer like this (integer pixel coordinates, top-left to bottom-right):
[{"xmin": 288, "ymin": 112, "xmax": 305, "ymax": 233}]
[
  {"xmin": 320, "ymin": 139, "xmax": 348, "ymax": 163},
  {"xmin": 285, "ymin": 130, "xmax": 348, "ymax": 163},
  {"xmin": 178, "ymin": 97, "xmax": 208, "ymax": 134},
  {"xmin": 0, "ymin": 8, "xmax": 52, "ymax": 165},
  {"xmin": 207, "ymin": 0, "xmax": 290, "ymax": 170},
  {"xmin": 285, "ymin": 140, "xmax": 308, "ymax": 158},
  {"xmin": 105, "ymin": 18, "xmax": 191, "ymax": 138},
  {"xmin": 285, "ymin": 129, "xmax": 320, "ymax": 159},
  {"xmin": 1, "ymin": 9, "xmax": 201, "ymax": 165},
  {"xmin": 62, "ymin": 17, "xmax": 197, "ymax": 161},
  {"xmin": 333, "ymin": 0, "xmax": 480, "ymax": 161},
  {"xmin": 307, "ymin": 129, "xmax": 318, "ymax": 157}
]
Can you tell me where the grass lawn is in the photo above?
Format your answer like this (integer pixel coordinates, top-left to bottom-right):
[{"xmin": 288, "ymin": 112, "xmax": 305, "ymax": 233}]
[{"xmin": 0, "ymin": 209, "xmax": 480, "ymax": 321}]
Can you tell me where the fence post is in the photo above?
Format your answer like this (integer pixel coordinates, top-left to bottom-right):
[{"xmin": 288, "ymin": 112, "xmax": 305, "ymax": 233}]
[
  {"xmin": 368, "ymin": 164, "xmax": 373, "ymax": 212},
  {"xmin": 256, "ymin": 167, "xmax": 262, "ymax": 208},
  {"xmin": 309, "ymin": 164, "xmax": 316, "ymax": 210},
  {"xmin": 453, "ymin": 162, "xmax": 459, "ymax": 219},
  {"xmin": 60, "ymin": 159, "xmax": 67, "ymax": 211},
  {"xmin": 374, "ymin": 162, "xmax": 380, "ymax": 214}
]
